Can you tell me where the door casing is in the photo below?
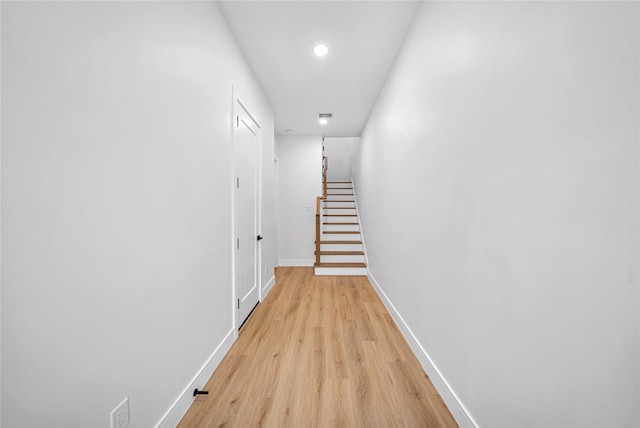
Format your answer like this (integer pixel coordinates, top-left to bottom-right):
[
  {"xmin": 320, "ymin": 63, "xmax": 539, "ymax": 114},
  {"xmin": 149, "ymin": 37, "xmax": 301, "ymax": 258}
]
[{"xmin": 231, "ymin": 87, "xmax": 263, "ymax": 334}]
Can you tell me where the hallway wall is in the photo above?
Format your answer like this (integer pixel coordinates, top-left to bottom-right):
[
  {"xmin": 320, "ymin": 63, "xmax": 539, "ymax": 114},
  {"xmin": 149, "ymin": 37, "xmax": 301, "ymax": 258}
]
[
  {"xmin": 353, "ymin": 2, "xmax": 639, "ymax": 427},
  {"xmin": 1, "ymin": 2, "xmax": 274, "ymax": 426},
  {"xmin": 276, "ymin": 135, "xmax": 322, "ymax": 266},
  {"xmin": 324, "ymin": 137, "xmax": 359, "ymax": 182}
]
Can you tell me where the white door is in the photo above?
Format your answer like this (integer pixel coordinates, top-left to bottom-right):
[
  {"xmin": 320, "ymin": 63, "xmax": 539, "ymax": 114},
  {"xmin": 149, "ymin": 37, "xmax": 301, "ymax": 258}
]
[{"xmin": 234, "ymin": 102, "xmax": 260, "ymax": 329}]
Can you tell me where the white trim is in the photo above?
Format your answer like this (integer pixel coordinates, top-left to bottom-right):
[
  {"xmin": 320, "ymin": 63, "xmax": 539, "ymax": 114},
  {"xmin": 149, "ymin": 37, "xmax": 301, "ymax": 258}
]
[
  {"xmin": 155, "ymin": 329, "xmax": 235, "ymax": 428},
  {"xmin": 231, "ymin": 86, "xmax": 262, "ymax": 334},
  {"xmin": 315, "ymin": 267, "xmax": 367, "ymax": 276},
  {"xmin": 0, "ymin": 0, "xmax": 3, "ymax": 415},
  {"xmin": 278, "ymin": 259, "xmax": 315, "ymax": 267},
  {"xmin": 235, "ymin": 90, "xmax": 263, "ymax": 130},
  {"xmin": 262, "ymin": 275, "xmax": 276, "ymax": 296},
  {"xmin": 367, "ymin": 271, "xmax": 478, "ymax": 428},
  {"xmin": 351, "ymin": 178, "xmax": 370, "ymax": 268}
]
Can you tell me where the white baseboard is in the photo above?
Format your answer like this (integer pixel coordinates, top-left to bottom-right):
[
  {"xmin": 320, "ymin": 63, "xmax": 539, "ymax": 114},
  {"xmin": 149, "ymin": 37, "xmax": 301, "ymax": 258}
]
[
  {"xmin": 262, "ymin": 275, "xmax": 276, "ymax": 296},
  {"xmin": 155, "ymin": 329, "xmax": 235, "ymax": 428},
  {"xmin": 314, "ymin": 267, "xmax": 367, "ymax": 276},
  {"xmin": 367, "ymin": 271, "xmax": 478, "ymax": 428},
  {"xmin": 278, "ymin": 259, "xmax": 314, "ymax": 267}
]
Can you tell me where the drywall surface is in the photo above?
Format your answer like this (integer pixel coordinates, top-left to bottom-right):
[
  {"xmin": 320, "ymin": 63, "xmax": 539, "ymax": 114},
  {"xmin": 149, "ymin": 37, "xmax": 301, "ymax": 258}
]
[
  {"xmin": 1, "ymin": 2, "xmax": 274, "ymax": 426},
  {"xmin": 276, "ymin": 136, "xmax": 322, "ymax": 266},
  {"xmin": 354, "ymin": 2, "xmax": 639, "ymax": 427},
  {"xmin": 324, "ymin": 137, "xmax": 359, "ymax": 182}
]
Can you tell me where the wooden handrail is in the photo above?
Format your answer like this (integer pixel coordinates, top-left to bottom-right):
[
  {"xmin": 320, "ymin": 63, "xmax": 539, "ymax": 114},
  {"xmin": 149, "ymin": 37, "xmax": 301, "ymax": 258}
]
[{"xmin": 315, "ymin": 152, "xmax": 328, "ymax": 265}]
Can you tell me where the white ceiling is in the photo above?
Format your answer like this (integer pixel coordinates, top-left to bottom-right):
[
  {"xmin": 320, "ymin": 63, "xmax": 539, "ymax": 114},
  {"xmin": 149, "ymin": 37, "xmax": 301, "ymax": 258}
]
[{"xmin": 217, "ymin": 1, "xmax": 421, "ymax": 137}]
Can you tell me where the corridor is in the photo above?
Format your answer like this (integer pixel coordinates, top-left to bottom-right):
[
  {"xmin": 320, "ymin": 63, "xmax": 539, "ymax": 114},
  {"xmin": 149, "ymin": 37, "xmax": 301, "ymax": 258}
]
[{"xmin": 178, "ymin": 268, "xmax": 457, "ymax": 427}]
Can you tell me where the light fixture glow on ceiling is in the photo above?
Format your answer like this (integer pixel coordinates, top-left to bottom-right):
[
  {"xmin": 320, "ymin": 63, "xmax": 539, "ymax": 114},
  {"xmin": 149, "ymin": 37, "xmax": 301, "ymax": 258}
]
[
  {"xmin": 318, "ymin": 113, "xmax": 333, "ymax": 125},
  {"xmin": 314, "ymin": 44, "xmax": 329, "ymax": 57},
  {"xmin": 319, "ymin": 113, "xmax": 332, "ymax": 125}
]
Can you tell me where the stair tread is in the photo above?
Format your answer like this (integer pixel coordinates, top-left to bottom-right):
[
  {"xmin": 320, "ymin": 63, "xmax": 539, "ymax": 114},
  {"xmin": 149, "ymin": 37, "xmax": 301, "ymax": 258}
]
[
  {"xmin": 323, "ymin": 231, "xmax": 360, "ymax": 234},
  {"xmin": 323, "ymin": 207, "xmax": 356, "ymax": 209},
  {"xmin": 323, "ymin": 222, "xmax": 359, "ymax": 225},
  {"xmin": 326, "ymin": 182, "xmax": 352, "ymax": 184},
  {"xmin": 320, "ymin": 240, "xmax": 362, "ymax": 244},
  {"xmin": 323, "ymin": 214, "xmax": 357, "ymax": 217},
  {"xmin": 326, "ymin": 192, "xmax": 354, "ymax": 194},
  {"xmin": 314, "ymin": 262, "xmax": 367, "ymax": 268},
  {"xmin": 320, "ymin": 251, "xmax": 364, "ymax": 255}
]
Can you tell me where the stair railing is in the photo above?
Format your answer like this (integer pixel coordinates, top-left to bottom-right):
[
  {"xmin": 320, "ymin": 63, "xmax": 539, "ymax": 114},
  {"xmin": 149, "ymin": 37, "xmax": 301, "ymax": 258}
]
[{"xmin": 315, "ymin": 153, "xmax": 327, "ymax": 265}]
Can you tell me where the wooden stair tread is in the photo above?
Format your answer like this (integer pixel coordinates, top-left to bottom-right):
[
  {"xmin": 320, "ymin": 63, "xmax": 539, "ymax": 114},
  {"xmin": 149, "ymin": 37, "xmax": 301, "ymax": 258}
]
[
  {"xmin": 316, "ymin": 176, "xmax": 362, "ymax": 271},
  {"xmin": 323, "ymin": 222, "xmax": 358, "ymax": 225},
  {"xmin": 314, "ymin": 262, "xmax": 367, "ymax": 268}
]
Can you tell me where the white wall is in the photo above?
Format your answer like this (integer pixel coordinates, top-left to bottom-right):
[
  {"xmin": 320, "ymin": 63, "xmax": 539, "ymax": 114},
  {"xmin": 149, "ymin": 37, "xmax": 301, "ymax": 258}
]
[
  {"xmin": 261, "ymin": 129, "xmax": 277, "ymax": 291},
  {"xmin": 324, "ymin": 137, "xmax": 359, "ymax": 182},
  {"xmin": 276, "ymin": 136, "xmax": 322, "ymax": 266},
  {"xmin": 354, "ymin": 2, "xmax": 639, "ymax": 427},
  {"xmin": 1, "ymin": 2, "xmax": 275, "ymax": 427}
]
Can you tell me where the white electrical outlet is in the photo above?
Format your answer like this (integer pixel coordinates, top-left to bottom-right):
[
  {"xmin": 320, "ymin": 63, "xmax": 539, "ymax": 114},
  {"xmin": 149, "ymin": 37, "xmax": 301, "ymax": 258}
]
[
  {"xmin": 264, "ymin": 265, "xmax": 268, "ymax": 275},
  {"xmin": 110, "ymin": 398, "xmax": 129, "ymax": 428}
]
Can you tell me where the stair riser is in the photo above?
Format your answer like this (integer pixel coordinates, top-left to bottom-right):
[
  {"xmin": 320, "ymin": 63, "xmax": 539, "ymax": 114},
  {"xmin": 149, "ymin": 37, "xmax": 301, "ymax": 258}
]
[
  {"xmin": 327, "ymin": 190, "xmax": 353, "ymax": 199},
  {"xmin": 324, "ymin": 224, "xmax": 359, "ymax": 232},
  {"xmin": 320, "ymin": 255, "xmax": 365, "ymax": 263},
  {"xmin": 322, "ymin": 209, "xmax": 356, "ymax": 215},
  {"xmin": 323, "ymin": 216, "xmax": 357, "ymax": 223},
  {"xmin": 320, "ymin": 243, "xmax": 362, "ymax": 251},
  {"xmin": 322, "ymin": 233, "xmax": 360, "ymax": 241},
  {"xmin": 323, "ymin": 201, "xmax": 355, "ymax": 208},
  {"xmin": 323, "ymin": 198, "xmax": 355, "ymax": 206},
  {"xmin": 314, "ymin": 267, "xmax": 367, "ymax": 276},
  {"xmin": 317, "ymin": 182, "xmax": 366, "ymax": 275}
]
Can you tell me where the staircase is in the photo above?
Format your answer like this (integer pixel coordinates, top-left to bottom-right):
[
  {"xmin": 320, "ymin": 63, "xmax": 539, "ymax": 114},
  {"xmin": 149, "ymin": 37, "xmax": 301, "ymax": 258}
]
[{"xmin": 314, "ymin": 181, "xmax": 367, "ymax": 276}]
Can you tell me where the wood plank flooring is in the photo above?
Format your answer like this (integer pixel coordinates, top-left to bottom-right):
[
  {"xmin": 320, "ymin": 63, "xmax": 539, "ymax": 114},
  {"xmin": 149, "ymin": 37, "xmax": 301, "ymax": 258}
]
[{"xmin": 178, "ymin": 267, "xmax": 458, "ymax": 428}]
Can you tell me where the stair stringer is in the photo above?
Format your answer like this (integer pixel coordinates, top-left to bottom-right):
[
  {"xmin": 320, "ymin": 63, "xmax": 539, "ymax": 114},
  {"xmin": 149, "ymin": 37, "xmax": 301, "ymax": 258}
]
[
  {"xmin": 350, "ymin": 177, "xmax": 370, "ymax": 269},
  {"xmin": 314, "ymin": 179, "xmax": 367, "ymax": 276}
]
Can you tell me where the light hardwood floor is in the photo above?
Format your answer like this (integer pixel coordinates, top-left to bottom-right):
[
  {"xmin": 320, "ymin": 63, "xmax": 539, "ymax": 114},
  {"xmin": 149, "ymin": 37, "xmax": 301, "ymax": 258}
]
[{"xmin": 178, "ymin": 267, "xmax": 458, "ymax": 428}]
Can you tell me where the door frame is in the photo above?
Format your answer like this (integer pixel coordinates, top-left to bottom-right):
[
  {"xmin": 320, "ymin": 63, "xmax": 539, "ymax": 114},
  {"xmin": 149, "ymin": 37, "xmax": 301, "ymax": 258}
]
[{"xmin": 231, "ymin": 87, "xmax": 263, "ymax": 335}]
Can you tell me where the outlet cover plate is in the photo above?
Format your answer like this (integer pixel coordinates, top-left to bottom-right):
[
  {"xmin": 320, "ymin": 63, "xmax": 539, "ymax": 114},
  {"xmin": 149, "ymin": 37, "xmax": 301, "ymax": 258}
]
[{"xmin": 110, "ymin": 397, "xmax": 130, "ymax": 428}]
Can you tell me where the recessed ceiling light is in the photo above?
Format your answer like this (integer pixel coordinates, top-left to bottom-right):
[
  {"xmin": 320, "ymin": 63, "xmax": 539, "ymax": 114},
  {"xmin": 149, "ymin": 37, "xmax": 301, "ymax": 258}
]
[
  {"xmin": 314, "ymin": 44, "xmax": 329, "ymax": 57},
  {"xmin": 319, "ymin": 113, "xmax": 332, "ymax": 125},
  {"xmin": 285, "ymin": 129, "xmax": 294, "ymax": 133}
]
